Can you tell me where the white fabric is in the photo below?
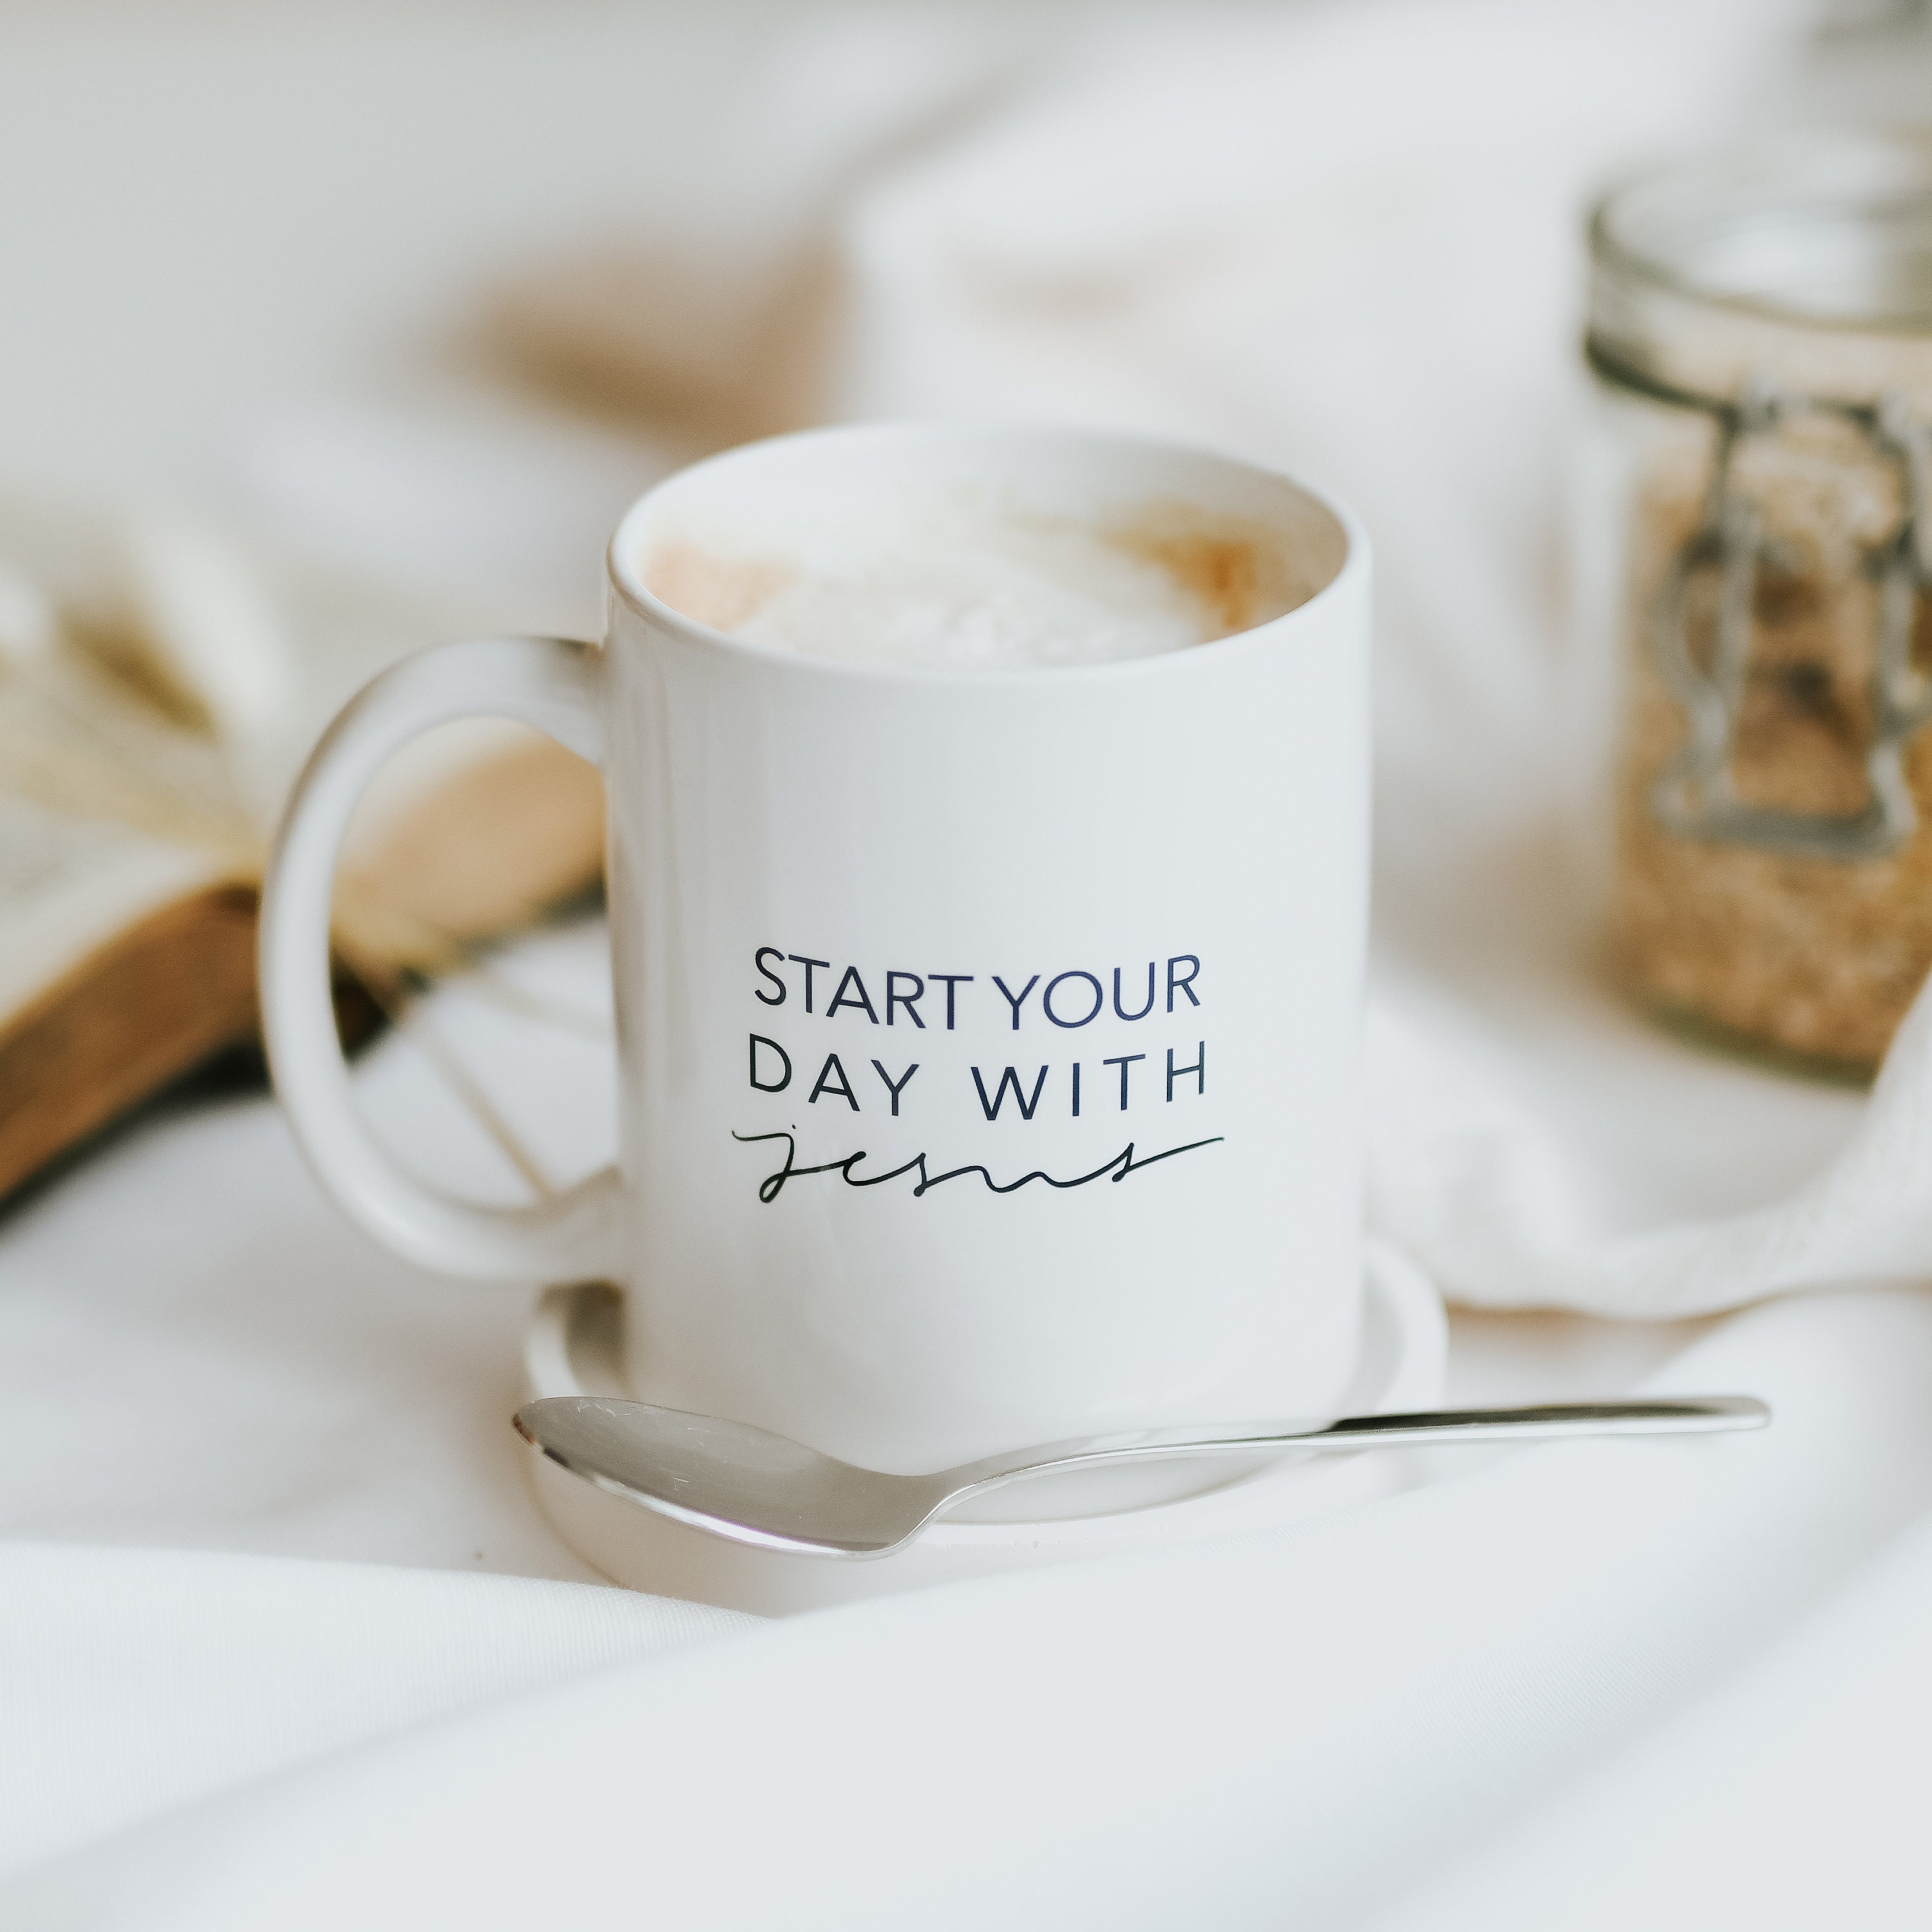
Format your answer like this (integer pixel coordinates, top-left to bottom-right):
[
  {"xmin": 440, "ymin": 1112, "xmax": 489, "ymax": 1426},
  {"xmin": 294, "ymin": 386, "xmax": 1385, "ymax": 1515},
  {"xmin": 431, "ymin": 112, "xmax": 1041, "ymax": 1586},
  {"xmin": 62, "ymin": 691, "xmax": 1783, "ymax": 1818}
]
[
  {"xmin": 0, "ymin": 1544, "xmax": 747, "ymax": 1880},
  {"xmin": 1367, "ymin": 1505, "xmax": 1932, "ymax": 1929},
  {"xmin": 6, "ymin": 0, "xmax": 1932, "ymax": 1925},
  {"xmin": 7, "ymin": 1288, "xmax": 1932, "ymax": 1926}
]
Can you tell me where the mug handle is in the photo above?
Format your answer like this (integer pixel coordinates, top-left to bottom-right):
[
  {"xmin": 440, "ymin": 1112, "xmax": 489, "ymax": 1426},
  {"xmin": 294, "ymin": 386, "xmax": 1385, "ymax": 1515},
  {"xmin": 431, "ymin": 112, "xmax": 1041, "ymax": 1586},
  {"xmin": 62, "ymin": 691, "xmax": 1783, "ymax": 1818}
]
[{"xmin": 258, "ymin": 635, "xmax": 624, "ymax": 1282}]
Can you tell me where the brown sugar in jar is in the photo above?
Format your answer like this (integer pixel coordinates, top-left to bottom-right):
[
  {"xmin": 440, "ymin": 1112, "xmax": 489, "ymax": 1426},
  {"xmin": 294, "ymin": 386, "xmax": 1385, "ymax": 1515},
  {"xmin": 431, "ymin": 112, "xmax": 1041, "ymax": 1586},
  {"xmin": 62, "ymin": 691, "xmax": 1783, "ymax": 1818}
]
[{"xmin": 1578, "ymin": 136, "xmax": 1932, "ymax": 1072}]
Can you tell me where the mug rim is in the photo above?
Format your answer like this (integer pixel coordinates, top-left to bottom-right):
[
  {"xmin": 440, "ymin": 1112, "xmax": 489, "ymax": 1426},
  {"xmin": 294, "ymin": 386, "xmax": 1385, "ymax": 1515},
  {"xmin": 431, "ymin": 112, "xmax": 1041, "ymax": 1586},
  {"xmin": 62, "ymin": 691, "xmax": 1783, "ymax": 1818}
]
[{"xmin": 603, "ymin": 420, "xmax": 1369, "ymax": 687}]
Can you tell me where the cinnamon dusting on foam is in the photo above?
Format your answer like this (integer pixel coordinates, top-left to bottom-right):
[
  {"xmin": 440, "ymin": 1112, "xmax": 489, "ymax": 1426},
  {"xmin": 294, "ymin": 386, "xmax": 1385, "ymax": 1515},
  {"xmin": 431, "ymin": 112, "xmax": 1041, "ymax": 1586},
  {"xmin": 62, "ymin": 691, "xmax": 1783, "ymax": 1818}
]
[{"xmin": 1095, "ymin": 503, "xmax": 1305, "ymax": 639}]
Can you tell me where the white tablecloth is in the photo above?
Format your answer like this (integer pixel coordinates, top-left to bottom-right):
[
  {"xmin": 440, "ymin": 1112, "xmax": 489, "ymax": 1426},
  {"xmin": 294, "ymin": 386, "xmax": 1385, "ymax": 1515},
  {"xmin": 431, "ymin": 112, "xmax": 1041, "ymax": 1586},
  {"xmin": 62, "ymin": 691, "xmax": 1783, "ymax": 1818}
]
[{"xmin": 6, "ymin": 1, "xmax": 1932, "ymax": 1923}]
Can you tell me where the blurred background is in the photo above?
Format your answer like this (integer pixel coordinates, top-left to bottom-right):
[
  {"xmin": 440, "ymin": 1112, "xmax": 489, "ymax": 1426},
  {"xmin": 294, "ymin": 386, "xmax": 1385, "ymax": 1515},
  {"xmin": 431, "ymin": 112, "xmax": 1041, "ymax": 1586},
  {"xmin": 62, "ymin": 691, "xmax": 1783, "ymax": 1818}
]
[{"xmin": 8, "ymin": 0, "xmax": 1916, "ymax": 613}]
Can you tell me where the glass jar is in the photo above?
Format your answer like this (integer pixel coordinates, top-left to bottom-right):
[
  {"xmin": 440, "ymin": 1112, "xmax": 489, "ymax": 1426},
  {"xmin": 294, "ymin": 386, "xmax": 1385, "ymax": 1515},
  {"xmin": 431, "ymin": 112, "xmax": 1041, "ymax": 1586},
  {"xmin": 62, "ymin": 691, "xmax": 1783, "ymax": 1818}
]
[{"xmin": 1576, "ymin": 133, "xmax": 1932, "ymax": 1073}]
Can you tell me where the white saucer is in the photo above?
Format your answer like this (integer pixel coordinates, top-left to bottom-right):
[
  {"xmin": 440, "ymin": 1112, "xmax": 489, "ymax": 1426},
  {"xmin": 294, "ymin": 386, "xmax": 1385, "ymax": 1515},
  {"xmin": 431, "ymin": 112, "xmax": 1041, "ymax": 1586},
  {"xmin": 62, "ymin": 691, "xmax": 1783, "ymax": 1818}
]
[{"xmin": 522, "ymin": 1242, "xmax": 1446, "ymax": 1616}]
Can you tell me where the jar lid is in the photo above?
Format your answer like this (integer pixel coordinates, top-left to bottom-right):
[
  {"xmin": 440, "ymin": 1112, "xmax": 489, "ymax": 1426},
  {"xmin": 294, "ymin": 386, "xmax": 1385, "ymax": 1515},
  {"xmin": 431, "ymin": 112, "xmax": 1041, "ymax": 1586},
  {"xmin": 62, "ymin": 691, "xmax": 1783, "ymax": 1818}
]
[{"xmin": 1589, "ymin": 133, "xmax": 1932, "ymax": 408}]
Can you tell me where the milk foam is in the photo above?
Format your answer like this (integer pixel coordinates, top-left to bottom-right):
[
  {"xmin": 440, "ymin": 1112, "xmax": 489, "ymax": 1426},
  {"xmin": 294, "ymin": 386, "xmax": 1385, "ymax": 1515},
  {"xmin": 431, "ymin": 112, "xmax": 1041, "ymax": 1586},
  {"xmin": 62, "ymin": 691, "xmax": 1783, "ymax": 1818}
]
[{"xmin": 643, "ymin": 502, "xmax": 1267, "ymax": 672}]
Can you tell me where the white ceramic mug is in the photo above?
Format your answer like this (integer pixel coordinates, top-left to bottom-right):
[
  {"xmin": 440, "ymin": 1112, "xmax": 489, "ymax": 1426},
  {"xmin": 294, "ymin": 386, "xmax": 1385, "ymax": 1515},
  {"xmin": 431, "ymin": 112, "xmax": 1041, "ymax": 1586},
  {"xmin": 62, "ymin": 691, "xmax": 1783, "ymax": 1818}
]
[{"xmin": 260, "ymin": 423, "xmax": 1370, "ymax": 1472}]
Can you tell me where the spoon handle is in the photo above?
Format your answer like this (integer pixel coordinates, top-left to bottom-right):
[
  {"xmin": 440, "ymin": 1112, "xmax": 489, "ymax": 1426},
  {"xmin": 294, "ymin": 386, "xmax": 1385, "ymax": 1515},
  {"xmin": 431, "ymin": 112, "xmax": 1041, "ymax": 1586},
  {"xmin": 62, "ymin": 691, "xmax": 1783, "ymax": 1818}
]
[
  {"xmin": 958, "ymin": 1395, "xmax": 1770, "ymax": 1488},
  {"xmin": 1294, "ymin": 1394, "xmax": 1770, "ymax": 1450}
]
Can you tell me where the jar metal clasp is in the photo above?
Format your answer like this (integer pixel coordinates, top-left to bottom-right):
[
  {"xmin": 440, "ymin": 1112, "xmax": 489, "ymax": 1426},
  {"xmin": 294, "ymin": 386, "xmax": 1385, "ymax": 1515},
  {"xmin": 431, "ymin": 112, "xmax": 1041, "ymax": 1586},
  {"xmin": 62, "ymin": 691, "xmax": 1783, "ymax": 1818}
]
[{"xmin": 1647, "ymin": 381, "xmax": 1932, "ymax": 862}]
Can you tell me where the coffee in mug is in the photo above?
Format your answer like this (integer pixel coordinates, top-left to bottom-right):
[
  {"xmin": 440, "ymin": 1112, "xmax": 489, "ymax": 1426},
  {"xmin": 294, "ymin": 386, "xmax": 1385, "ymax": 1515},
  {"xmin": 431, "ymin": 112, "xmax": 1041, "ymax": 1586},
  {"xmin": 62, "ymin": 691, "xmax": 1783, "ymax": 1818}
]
[
  {"xmin": 260, "ymin": 424, "xmax": 1370, "ymax": 1474},
  {"xmin": 645, "ymin": 491, "xmax": 1306, "ymax": 670}
]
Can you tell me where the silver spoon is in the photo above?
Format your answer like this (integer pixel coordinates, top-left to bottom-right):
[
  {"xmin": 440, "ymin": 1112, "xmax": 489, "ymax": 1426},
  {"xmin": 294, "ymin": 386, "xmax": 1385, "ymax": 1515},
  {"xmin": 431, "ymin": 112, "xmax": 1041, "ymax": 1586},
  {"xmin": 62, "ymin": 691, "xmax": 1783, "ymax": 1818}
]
[{"xmin": 515, "ymin": 1393, "xmax": 1770, "ymax": 1560}]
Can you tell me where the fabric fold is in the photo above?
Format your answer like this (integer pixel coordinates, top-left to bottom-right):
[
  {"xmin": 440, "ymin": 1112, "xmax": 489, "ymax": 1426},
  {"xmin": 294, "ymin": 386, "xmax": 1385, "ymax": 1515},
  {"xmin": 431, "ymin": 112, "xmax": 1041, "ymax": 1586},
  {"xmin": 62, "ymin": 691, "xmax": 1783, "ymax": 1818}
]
[
  {"xmin": 0, "ymin": 1544, "xmax": 748, "ymax": 1884},
  {"xmin": 8, "ymin": 1287, "xmax": 1931, "ymax": 1929}
]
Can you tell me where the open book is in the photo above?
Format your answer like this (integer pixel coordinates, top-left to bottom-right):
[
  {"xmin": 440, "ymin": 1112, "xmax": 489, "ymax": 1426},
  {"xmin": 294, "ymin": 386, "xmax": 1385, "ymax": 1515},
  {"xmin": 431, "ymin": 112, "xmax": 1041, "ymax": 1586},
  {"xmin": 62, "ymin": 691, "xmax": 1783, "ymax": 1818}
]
[{"xmin": 0, "ymin": 500, "xmax": 605, "ymax": 1204}]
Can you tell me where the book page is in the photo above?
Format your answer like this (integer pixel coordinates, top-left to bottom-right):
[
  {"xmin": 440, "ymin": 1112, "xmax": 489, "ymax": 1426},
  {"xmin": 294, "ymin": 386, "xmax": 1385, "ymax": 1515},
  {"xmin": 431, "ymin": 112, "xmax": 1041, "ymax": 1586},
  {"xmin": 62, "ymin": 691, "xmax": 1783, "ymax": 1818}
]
[
  {"xmin": 261, "ymin": 554, "xmax": 606, "ymax": 963},
  {"xmin": 0, "ymin": 793, "xmax": 225, "ymax": 1021},
  {"xmin": 0, "ymin": 507, "xmax": 604, "ymax": 1038}
]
